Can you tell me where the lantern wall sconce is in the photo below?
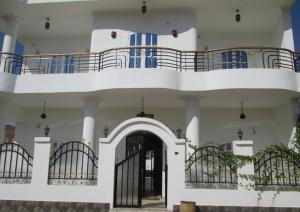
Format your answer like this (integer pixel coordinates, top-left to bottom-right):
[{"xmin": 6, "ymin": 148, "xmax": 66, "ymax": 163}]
[
  {"xmin": 239, "ymin": 100, "xmax": 246, "ymax": 120},
  {"xmin": 235, "ymin": 10, "xmax": 241, "ymax": 23},
  {"xmin": 44, "ymin": 125, "xmax": 50, "ymax": 136},
  {"xmin": 111, "ymin": 31, "xmax": 117, "ymax": 39},
  {"xmin": 172, "ymin": 30, "xmax": 178, "ymax": 38},
  {"xmin": 141, "ymin": 1, "xmax": 147, "ymax": 14},
  {"xmin": 40, "ymin": 101, "xmax": 47, "ymax": 119},
  {"xmin": 176, "ymin": 127, "xmax": 182, "ymax": 139},
  {"xmin": 103, "ymin": 126, "xmax": 109, "ymax": 138},
  {"xmin": 45, "ymin": 18, "xmax": 50, "ymax": 30},
  {"xmin": 237, "ymin": 128, "xmax": 243, "ymax": 140}
]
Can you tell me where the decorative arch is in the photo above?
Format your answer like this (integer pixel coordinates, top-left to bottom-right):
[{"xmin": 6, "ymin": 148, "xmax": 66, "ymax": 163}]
[{"xmin": 100, "ymin": 117, "xmax": 184, "ymax": 148}]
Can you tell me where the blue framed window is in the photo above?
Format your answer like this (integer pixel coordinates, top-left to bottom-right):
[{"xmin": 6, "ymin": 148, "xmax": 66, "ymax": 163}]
[
  {"xmin": 11, "ymin": 41, "xmax": 24, "ymax": 75},
  {"xmin": 129, "ymin": 33, "xmax": 142, "ymax": 68},
  {"xmin": 50, "ymin": 56, "xmax": 61, "ymax": 73},
  {"xmin": 0, "ymin": 32, "xmax": 4, "ymax": 50},
  {"xmin": 145, "ymin": 32, "xmax": 157, "ymax": 68},
  {"xmin": 129, "ymin": 32, "xmax": 158, "ymax": 68},
  {"xmin": 222, "ymin": 51, "xmax": 248, "ymax": 69},
  {"xmin": 64, "ymin": 55, "xmax": 75, "ymax": 73}
]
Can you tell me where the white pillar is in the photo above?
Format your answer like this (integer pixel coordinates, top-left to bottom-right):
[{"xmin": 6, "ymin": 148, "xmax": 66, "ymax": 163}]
[
  {"xmin": 185, "ymin": 97, "xmax": 200, "ymax": 152},
  {"xmin": 82, "ymin": 98, "xmax": 98, "ymax": 148},
  {"xmin": 0, "ymin": 15, "xmax": 20, "ymax": 73},
  {"xmin": 232, "ymin": 140, "xmax": 255, "ymax": 190},
  {"xmin": 1, "ymin": 15, "xmax": 19, "ymax": 53},
  {"xmin": 280, "ymin": 7, "xmax": 294, "ymax": 51},
  {"xmin": 31, "ymin": 137, "xmax": 51, "ymax": 186}
]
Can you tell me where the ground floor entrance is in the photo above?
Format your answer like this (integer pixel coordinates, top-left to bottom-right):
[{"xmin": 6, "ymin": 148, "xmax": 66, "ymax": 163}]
[{"xmin": 113, "ymin": 131, "xmax": 167, "ymax": 208}]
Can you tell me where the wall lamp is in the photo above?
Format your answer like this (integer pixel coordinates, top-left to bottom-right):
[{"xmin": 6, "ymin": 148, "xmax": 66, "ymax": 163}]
[
  {"xmin": 176, "ymin": 127, "xmax": 182, "ymax": 139},
  {"xmin": 40, "ymin": 101, "xmax": 47, "ymax": 119},
  {"xmin": 237, "ymin": 128, "xmax": 243, "ymax": 140},
  {"xmin": 103, "ymin": 126, "xmax": 109, "ymax": 138},
  {"xmin": 44, "ymin": 125, "xmax": 50, "ymax": 137},
  {"xmin": 45, "ymin": 18, "xmax": 50, "ymax": 30},
  {"xmin": 240, "ymin": 100, "xmax": 246, "ymax": 120},
  {"xmin": 141, "ymin": 1, "xmax": 147, "ymax": 14},
  {"xmin": 235, "ymin": 10, "xmax": 241, "ymax": 23}
]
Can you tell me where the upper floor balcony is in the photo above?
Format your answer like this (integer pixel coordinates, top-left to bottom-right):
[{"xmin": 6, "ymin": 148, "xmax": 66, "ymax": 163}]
[
  {"xmin": 0, "ymin": 46, "xmax": 300, "ymax": 94},
  {"xmin": 1, "ymin": 46, "xmax": 300, "ymax": 74},
  {"xmin": 0, "ymin": 0, "xmax": 298, "ymax": 94}
]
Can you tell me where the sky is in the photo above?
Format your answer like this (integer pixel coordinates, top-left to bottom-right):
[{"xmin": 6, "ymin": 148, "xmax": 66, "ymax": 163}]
[{"xmin": 0, "ymin": 2, "xmax": 299, "ymax": 53}]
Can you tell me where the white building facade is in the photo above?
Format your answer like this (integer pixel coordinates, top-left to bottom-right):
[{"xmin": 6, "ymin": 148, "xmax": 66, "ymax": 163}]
[{"xmin": 0, "ymin": 0, "xmax": 300, "ymax": 210}]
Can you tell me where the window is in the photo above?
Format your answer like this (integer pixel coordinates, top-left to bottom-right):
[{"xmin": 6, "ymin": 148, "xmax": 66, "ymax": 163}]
[
  {"xmin": 222, "ymin": 51, "xmax": 248, "ymax": 69},
  {"xmin": 0, "ymin": 32, "xmax": 4, "ymax": 50},
  {"xmin": 64, "ymin": 55, "xmax": 75, "ymax": 73},
  {"xmin": 129, "ymin": 32, "xmax": 158, "ymax": 68},
  {"xmin": 50, "ymin": 56, "xmax": 61, "ymax": 73},
  {"xmin": 129, "ymin": 33, "xmax": 142, "ymax": 68},
  {"xmin": 11, "ymin": 41, "xmax": 24, "ymax": 75},
  {"xmin": 145, "ymin": 33, "xmax": 157, "ymax": 68}
]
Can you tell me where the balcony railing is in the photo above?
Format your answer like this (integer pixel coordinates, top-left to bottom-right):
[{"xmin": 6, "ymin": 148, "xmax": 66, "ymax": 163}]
[{"xmin": 0, "ymin": 47, "xmax": 299, "ymax": 74}]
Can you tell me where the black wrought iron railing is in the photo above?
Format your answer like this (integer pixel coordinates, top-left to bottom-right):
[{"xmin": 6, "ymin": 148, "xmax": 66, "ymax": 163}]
[
  {"xmin": 0, "ymin": 143, "xmax": 33, "ymax": 179},
  {"xmin": 185, "ymin": 145, "xmax": 237, "ymax": 185},
  {"xmin": 48, "ymin": 141, "xmax": 98, "ymax": 180},
  {"xmin": 1, "ymin": 47, "xmax": 299, "ymax": 74},
  {"xmin": 295, "ymin": 53, "xmax": 300, "ymax": 72},
  {"xmin": 254, "ymin": 148, "xmax": 300, "ymax": 187}
]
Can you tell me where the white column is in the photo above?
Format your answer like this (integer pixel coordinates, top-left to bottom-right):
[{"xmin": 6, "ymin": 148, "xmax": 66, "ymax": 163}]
[
  {"xmin": 1, "ymin": 15, "xmax": 19, "ymax": 53},
  {"xmin": 232, "ymin": 140, "xmax": 255, "ymax": 190},
  {"xmin": 31, "ymin": 137, "xmax": 51, "ymax": 186},
  {"xmin": 185, "ymin": 97, "xmax": 200, "ymax": 152},
  {"xmin": 0, "ymin": 15, "xmax": 20, "ymax": 73},
  {"xmin": 280, "ymin": 7, "xmax": 294, "ymax": 51},
  {"xmin": 82, "ymin": 98, "xmax": 98, "ymax": 148}
]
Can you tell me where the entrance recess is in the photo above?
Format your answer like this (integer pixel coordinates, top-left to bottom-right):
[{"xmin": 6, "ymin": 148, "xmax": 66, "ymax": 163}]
[{"xmin": 114, "ymin": 131, "xmax": 166, "ymax": 208}]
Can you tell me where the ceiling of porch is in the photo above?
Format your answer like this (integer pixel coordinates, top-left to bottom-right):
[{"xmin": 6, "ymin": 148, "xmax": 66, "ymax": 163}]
[
  {"xmin": 0, "ymin": 0, "xmax": 292, "ymax": 39},
  {"xmin": 0, "ymin": 88, "xmax": 298, "ymax": 109}
]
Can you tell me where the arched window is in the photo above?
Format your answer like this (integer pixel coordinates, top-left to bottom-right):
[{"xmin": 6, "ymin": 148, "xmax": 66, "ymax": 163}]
[{"xmin": 222, "ymin": 51, "xmax": 248, "ymax": 69}]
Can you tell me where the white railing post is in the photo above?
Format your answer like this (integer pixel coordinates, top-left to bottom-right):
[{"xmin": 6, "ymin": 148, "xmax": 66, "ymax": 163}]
[
  {"xmin": 232, "ymin": 140, "xmax": 255, "ymax": 191},
  {"xmin": 31, "ymin": 137, "xmax": 51, "ymax": 186}
]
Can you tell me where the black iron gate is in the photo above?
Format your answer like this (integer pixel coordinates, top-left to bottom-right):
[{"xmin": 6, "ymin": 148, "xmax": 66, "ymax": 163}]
[{"xmin": 114, "ymin": 150, "xmax": 143, "ymax": 208}]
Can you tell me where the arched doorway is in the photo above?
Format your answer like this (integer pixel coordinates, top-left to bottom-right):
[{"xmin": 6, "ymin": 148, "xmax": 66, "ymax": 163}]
[
  {"xmin": 114, "ymin": 131, "xmax": 167, "ymax": 208},
  {"xmin": 98, "ymin": 118, "xmax": 186, "ymax": 210}
]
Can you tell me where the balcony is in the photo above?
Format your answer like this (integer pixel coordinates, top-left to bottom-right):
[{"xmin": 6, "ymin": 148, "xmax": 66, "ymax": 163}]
[{"xmin": 0, "ymin": 47, "xmax": 300, "ymax": 74}]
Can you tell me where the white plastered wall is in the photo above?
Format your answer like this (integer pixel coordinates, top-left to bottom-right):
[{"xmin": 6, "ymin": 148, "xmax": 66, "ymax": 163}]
[
  {"xmin": 91, "ymin": 10, "xmax": 197, "ymax": 52},
  {"xmin": 272, "ymin": 7, "xmax": 295, "ymax": 50},
  {"xmin": 23, "ymin": 36, "xmax": 91, "ymax": 54},
  {"xmin": 197, "ymin": 34, "xmax": 273, "ymax": 50},
  {"xmin": 11, "ymin": 106, "xmax": 290, "ymax": 155},
  {"xmin": 272, "ymin": 100, "xmax": 298, "ymax": 148}
]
